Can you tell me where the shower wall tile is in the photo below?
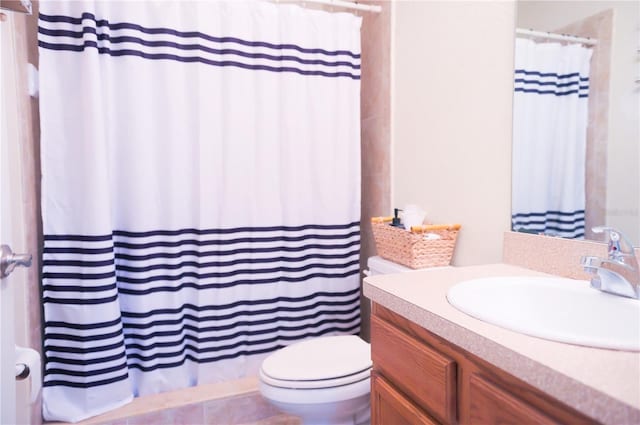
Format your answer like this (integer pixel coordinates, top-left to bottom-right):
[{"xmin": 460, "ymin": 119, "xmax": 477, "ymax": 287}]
[
  {"xmin": 359, "ymin": 0, "xmax": 392, "ymax": 341},
  {"xmin": 360, "ymin": 1, "xmax": 391, "ymax": 122},
  {"xmin": 361, "ymin": 116, "xmax": 391, "ymax": 178},
  {"xmin": 361, "ymin": 171, "xmax": 390, "ymax": 268},
  {"xmin": 557, "ymin": 10, "xmax": 613, "ymax": 241}
]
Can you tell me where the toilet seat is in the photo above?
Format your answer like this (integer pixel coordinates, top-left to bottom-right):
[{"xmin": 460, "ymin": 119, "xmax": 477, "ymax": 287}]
[
  {"xmin": 259, "ymin": 373, "xmax": 371, "ymax": 405},
  {"xmin": 260, "ymin": 366, "xmax": 371, "ymax": 389},
  {"xmin": 259, "ymin": 335, "xmax": 371, "ymax": 390}
]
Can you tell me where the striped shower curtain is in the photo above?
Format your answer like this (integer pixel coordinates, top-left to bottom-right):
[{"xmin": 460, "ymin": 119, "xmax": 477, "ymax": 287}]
[
  {"xmin": 511, "ymin": 38, "xmax": 592, "ymax": 238},
  {"xmin": 38, "ymin": 1, "xmax": 362, "ymax": 421}
]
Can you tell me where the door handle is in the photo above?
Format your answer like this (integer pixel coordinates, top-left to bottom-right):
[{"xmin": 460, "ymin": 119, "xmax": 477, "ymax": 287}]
[{"xmin": 1, "ymin": 244, "xmax": 32, "ymax": 278}]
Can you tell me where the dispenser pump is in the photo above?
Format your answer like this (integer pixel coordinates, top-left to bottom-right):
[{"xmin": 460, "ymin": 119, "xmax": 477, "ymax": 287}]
[{"xmin": 391, "ymin": 208, "xmax": 403, "ymax": 227}]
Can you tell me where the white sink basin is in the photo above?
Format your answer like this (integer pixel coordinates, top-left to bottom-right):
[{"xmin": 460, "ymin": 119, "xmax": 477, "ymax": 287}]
[{"xmin": 447, "ymin": 276, "xmax": 640, "ymax": 351}]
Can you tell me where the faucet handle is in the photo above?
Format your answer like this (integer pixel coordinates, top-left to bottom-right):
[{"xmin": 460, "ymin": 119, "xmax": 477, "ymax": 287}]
[{"xmin": 592, "ymin": 226, "xmax": 634, "ymax": 260}]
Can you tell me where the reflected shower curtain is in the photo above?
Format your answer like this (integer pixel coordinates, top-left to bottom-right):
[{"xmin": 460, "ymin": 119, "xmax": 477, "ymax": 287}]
[
  {"xmin": 512, "ymin": 38, "xmax": 592, "ymax": 238},
  {"xmin": 38, "ymin": 1, "xmax": 361, "ymax": 421}
]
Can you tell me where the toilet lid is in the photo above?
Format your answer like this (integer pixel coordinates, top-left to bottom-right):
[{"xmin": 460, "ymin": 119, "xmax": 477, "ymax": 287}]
[{"xmin": 260, "ymin": 335, "xmax": 371, "ymax": 383}]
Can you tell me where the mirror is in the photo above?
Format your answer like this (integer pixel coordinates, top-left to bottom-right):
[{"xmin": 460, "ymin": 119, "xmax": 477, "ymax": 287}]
[{"xmin": 512, "ymin": 1, "xmax": 639, "ymax": 246}]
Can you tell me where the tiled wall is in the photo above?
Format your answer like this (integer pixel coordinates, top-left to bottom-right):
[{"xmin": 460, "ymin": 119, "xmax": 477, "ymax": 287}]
[
  {"xmin": 358, "ymin": 1, "xmax": 392, "ymax": 341},
  {"xmin": 558, "ymin": 10, "xmax": 613, "ymax": 241}
]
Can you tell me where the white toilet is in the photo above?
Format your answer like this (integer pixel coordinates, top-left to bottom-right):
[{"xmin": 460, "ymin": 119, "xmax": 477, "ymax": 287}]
[
  {"xmin": 259, "ymin": 335, "xmax": 371, "ymax": 425},
  {"xmin": 259, "ymin": 257, "xmax": 412, "ymax": 425}
]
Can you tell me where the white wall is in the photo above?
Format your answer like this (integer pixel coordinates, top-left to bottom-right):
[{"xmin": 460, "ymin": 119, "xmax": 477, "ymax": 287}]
[
  {"xmin": 517, "ymin": 1, "xmax": 640, "ymax": 245},
  {"xmin": 392, "ymin": 1, "xmax": 515, "ymax": 265}
]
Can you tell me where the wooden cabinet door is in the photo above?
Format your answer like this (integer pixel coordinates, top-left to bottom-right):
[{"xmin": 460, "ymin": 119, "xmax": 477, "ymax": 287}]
[
  {"xmin": 372, "ymin": 373, "xmax": 440, "ymax": 425},
  {"xmin": 371, "ymin": 315, "xmax": 457, "ymax": 424},
  {"xmin": 468, "ymin": 373, "xmax": 561, "ymax": 425}
]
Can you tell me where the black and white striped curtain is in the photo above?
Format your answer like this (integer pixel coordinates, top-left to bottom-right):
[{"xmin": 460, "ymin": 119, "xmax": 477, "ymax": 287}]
[
  {"xmin": 38, "ymin": 1, "xmax": 362, "ymax": 421},
  {"xmin": 511, "ymin": 38, "xmax": 592, "ymax": 238}
]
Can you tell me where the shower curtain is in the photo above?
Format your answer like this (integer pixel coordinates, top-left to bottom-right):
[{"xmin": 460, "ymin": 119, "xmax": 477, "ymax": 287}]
[
  {"xmin": 38, "ymin": 1, "xmax": 362, "ymax": 421},
  {"xmin": 511, "ymin": 38, "xmax": 592, "ymax": 238}
]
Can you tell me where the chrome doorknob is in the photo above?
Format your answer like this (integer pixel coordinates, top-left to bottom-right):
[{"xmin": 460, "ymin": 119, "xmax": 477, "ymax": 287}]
[{"xmin": 1, "ymin": 244, "xmax": 32, "ymax": 278}]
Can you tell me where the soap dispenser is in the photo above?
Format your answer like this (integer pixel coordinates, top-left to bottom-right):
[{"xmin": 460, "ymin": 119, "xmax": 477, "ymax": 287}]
[{"xmin": 391, "ymin": 208, "xmax": 404, "ymax": 228}]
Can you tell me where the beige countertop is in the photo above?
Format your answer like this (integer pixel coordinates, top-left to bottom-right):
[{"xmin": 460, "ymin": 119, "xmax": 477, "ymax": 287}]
[{"xmin": 363, "ymin": 263, "xmax": 640, "ymax": 425}]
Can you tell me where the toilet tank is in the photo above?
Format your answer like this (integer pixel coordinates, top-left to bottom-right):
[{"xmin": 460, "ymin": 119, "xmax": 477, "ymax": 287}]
[{"xmin": 365, "ymin": 256, "xmax": 412, "ymax": 276}]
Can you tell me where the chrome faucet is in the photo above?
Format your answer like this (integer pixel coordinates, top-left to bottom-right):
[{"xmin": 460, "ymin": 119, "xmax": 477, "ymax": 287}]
[{"xmin": 581, "ymin": 226, "xmax": 639, "ymax": 299}]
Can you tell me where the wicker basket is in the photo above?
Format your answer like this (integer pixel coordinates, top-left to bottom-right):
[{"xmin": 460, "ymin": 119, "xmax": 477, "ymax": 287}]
[{"xmin": 371, "ymin": 221, "xmax": 459, "ymax": 269}]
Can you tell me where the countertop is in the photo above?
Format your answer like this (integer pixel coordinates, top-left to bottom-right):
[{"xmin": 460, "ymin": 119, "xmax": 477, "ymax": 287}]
[{"xmin": 363, "ymin": 263, "xmax": 640, "ymax": 425}]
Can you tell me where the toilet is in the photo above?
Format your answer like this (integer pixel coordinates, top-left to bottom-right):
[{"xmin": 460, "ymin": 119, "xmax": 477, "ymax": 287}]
[
  {"xmin": 259, "ymin": 335, "xmax": 371, "ymax": 425},
  {"xmin": 259, "ymin": 257, "xmax": 412, "ymax": 425}
]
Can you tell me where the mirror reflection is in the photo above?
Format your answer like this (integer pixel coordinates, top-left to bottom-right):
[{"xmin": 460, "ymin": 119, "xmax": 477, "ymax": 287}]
[{"xmin": 512, "ymin": 1, "xmax": 639, "ymax": 246}]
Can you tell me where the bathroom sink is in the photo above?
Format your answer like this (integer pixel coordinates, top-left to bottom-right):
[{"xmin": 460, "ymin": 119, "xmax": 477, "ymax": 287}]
[{"xmin": 447, "ymin": 276, "xmax": 640, "ymax": 351}]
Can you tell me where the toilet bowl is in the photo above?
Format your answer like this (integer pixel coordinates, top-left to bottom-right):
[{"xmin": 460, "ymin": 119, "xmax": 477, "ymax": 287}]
[{"xmin": 258, "ymin": 335, "xmax": 371, "ymax": 425}]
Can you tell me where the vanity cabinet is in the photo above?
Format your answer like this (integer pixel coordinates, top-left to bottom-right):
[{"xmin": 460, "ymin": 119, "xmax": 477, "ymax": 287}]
[
  {"xmin": 370, "ymin": 303, "xmax": 597, "ymax": 425},
  {"xmin": 372, "ymin": 373, "xmax": 439, "ymax": 425}
]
